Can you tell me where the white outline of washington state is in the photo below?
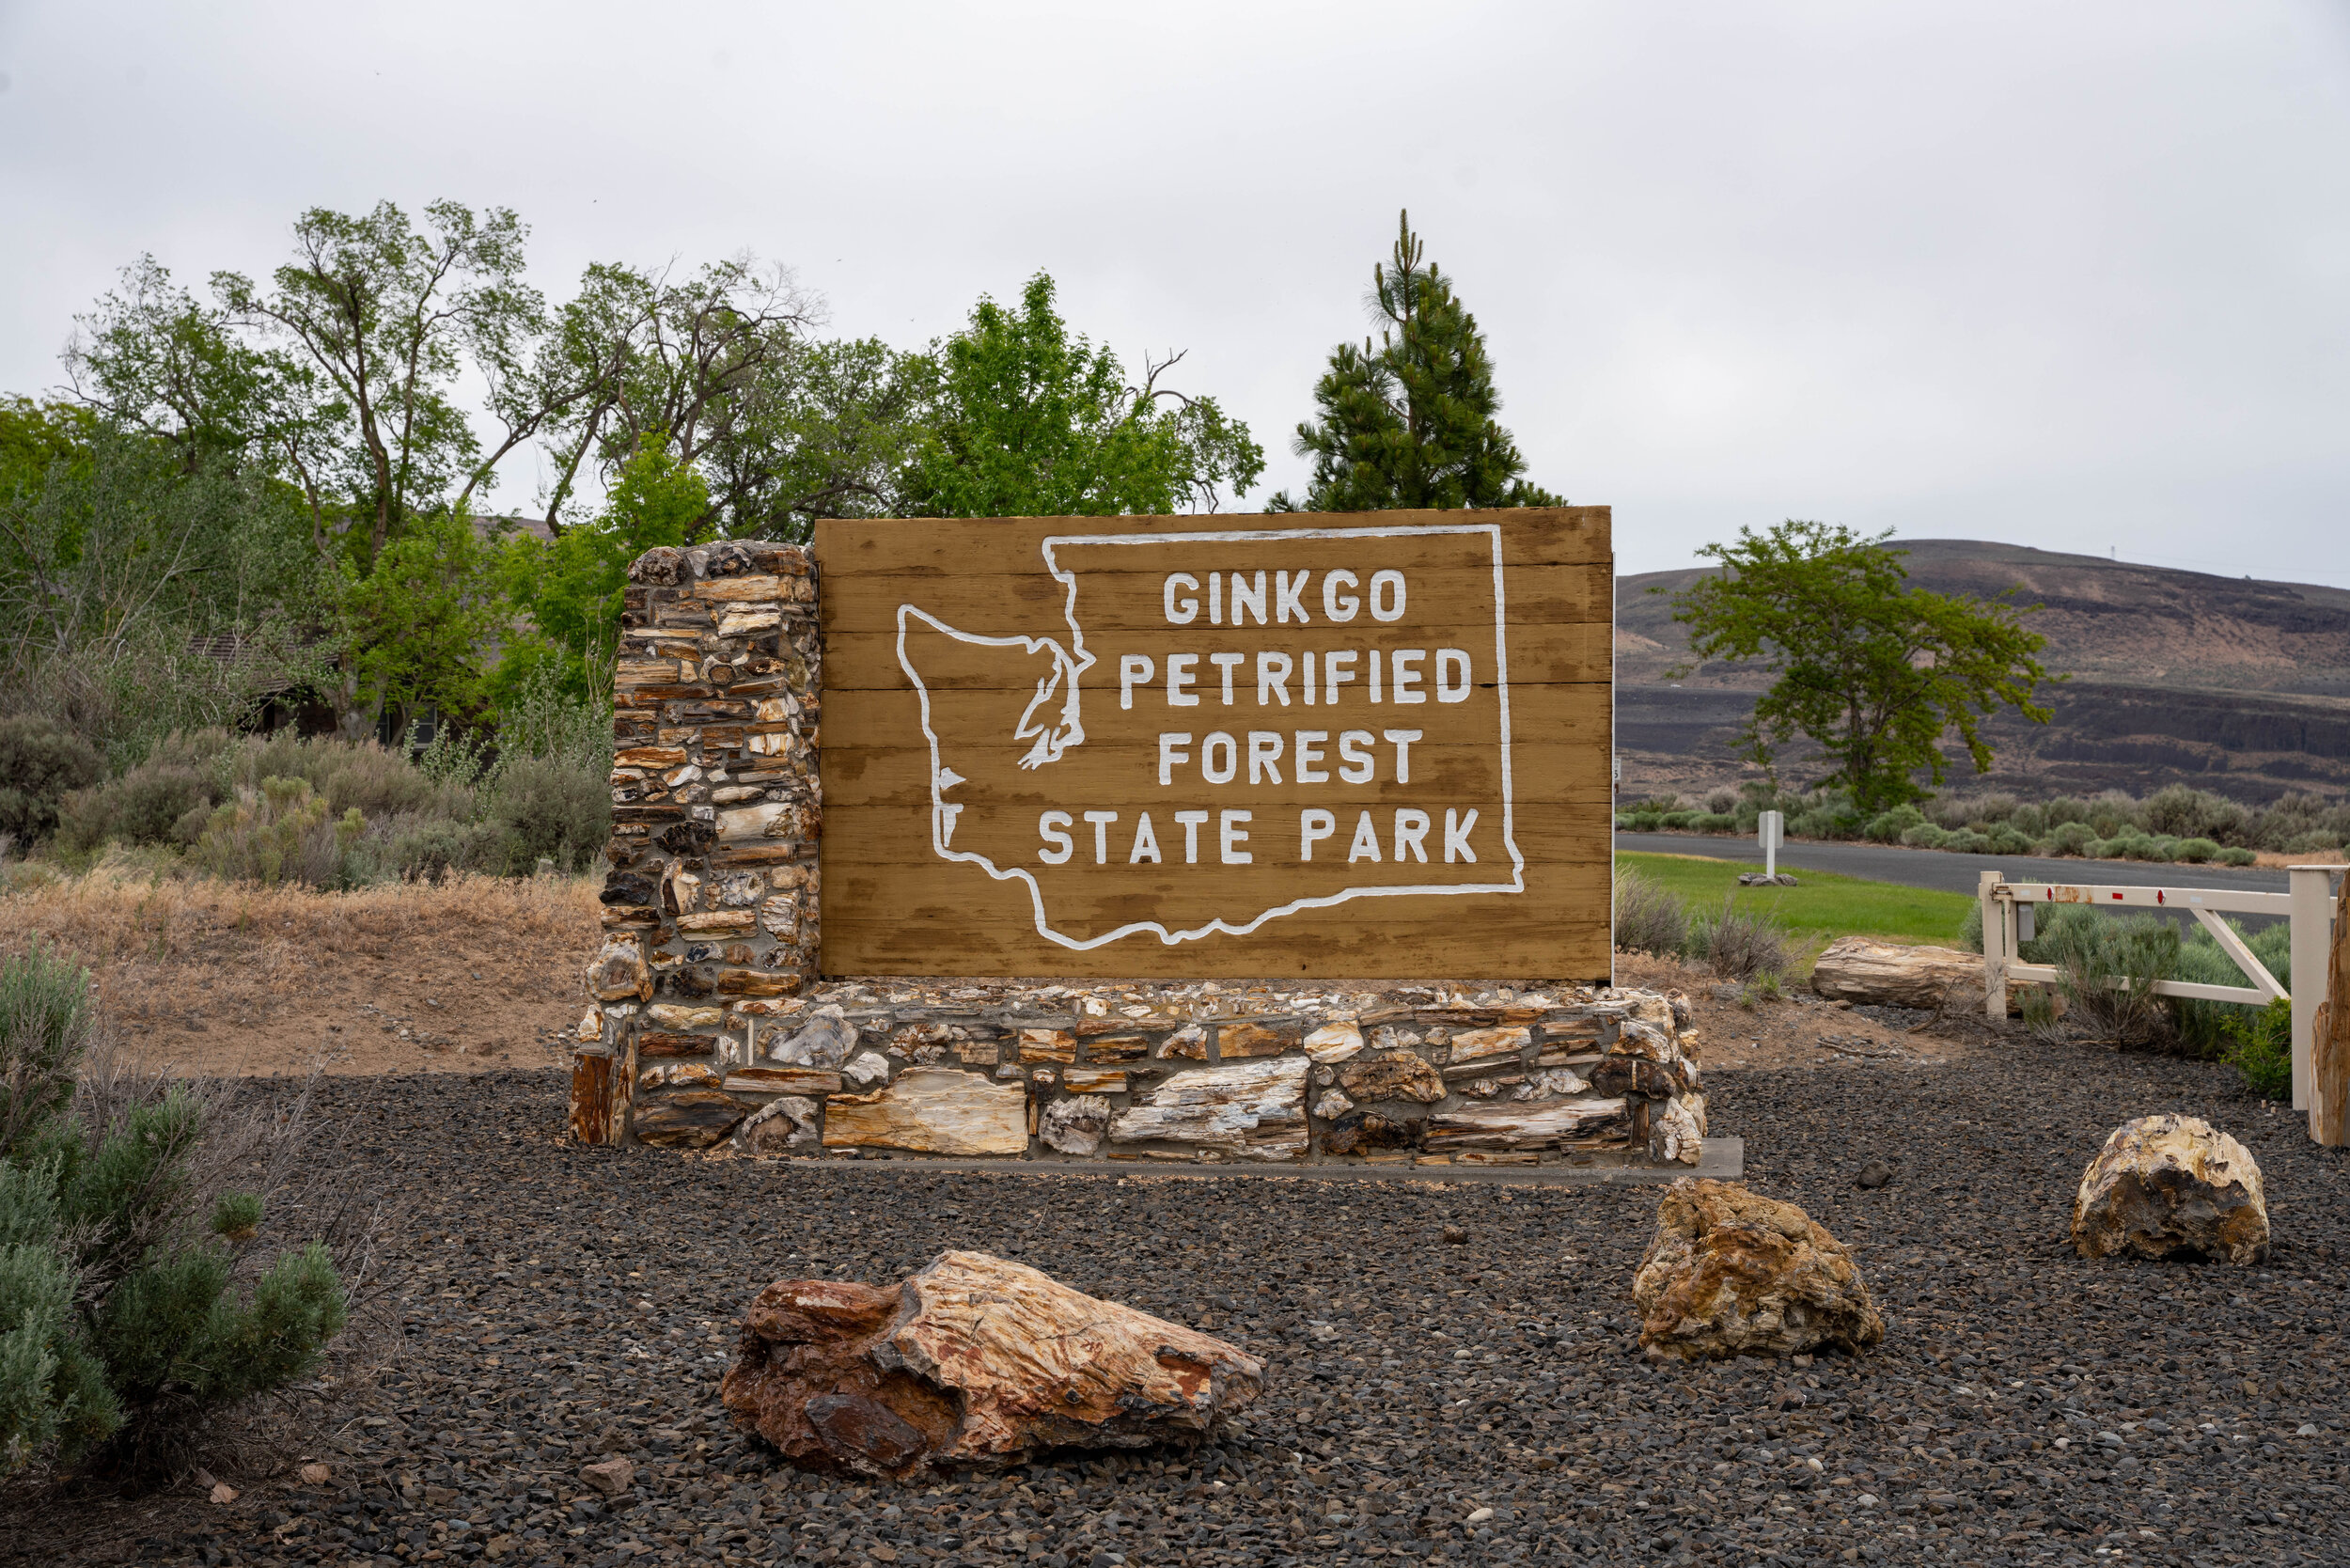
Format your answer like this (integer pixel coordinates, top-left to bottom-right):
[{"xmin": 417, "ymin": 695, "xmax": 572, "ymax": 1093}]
[{"xmin": 894, "ymin": 523, "xmax": 1527, "ymax": 950}]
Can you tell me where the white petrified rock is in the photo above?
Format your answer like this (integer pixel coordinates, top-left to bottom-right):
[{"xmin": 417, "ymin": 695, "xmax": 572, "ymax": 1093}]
[
  {"xmin": 1040, "ymin": 1095, "xmax": 1115, "ymax": 1156},
  {"xmin": 736, "ymin": 1096, "xmax": 822, "ymax": 1153},
  {"xmin": 770, "ymin": 1007, "xmax": 856, "ymax": 1068},
  {"xmin": 842, "ymin": 1051, "xmax": 891, "ymax": 1088},
  {"xmin": 648, "ymin": 1003, "xmax": 726, "ymax": 1028},
  {"xmin": 1447, "ymin": 1025, "xmax": 1531, "ymax": 1065},
  {"xmin": 823, "ymin": 1068, "xmax": 1028, "ymax": 1156},
  {"xmin": 1302, "ymin": 1022, "xmax": 1365, "ymax": 1062},
  {"xmin": 2073, "ymin": 1114, "xmax": 2270, "ymax": 1265},
  {"xmin": 1107, "ymin": 1057, "xmax": 1308, "ymax": 1160},
  {"xmin": 1314, "ymin": 1089, "xmax": 1355, "ymax": 1122},
  {"xmin": 1511, "ymin": 1068, "xmax": 1591, "ymax": 1101},
  {"xmin": 1421, "ymin": 1096, "xmax": 1630, "ymax": 1151},
  {"xmin": 1651, "ymin": 1092, "xmax": 1707, "ymax": 1165}
]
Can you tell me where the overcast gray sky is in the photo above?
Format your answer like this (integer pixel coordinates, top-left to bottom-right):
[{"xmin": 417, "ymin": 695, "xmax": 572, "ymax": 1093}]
[{"xmin": 2, "ymin": 1, "xmax": 2345, "ymax": 581}]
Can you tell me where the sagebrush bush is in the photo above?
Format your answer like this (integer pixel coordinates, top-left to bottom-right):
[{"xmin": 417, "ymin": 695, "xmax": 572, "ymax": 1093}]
[
  {"xmin": 1688, "ymin": 894, "xmax": 1795, "ymax": 981},
  {"xmin": 480, "ymin": 754, "xmax": 610, "ymax": 875},
  {"xmin": 185, "ymin": 777, "xmax": 364, "ymax": 888},
  {"xmin": 0, "ymin": 947, "xmax": 352, "ymax": 1482},
  {"xmin": 0, "ymin": 718, "xmax": 103, "ymax": 852},
  {"xmin": 1612, "ymin": 870, "xmax": 1689, "ymax": 956}
]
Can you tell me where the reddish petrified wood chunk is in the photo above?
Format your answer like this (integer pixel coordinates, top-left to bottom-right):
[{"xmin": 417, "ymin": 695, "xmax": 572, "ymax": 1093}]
[{"xmin": 719, "ymin": 1251, "xmax": 1262, "ymax": 1482}]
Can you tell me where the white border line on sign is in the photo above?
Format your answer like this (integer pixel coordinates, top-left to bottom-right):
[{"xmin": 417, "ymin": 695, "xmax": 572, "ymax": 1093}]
[{"xmin": 893, "ymin": 523, "xmax": 1525, "ymax": 949}]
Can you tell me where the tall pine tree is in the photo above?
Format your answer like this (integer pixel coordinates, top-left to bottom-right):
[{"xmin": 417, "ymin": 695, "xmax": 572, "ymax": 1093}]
[{"xmin": 1270, "ymin": 212, "xmax": 1560, "ymax": 512}]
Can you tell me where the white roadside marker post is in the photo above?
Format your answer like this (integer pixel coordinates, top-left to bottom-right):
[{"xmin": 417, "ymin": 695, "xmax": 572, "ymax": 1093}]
[{"xmin": 1758, "ymin": 810, "xmax": 1784, "ymax": 883}]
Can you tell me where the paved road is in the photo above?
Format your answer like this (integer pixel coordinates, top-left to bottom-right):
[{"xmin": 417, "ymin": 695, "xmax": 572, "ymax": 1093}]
[{"xmin": 1614, "ymin": 831, "xmax": 2297, "ymax": 898}]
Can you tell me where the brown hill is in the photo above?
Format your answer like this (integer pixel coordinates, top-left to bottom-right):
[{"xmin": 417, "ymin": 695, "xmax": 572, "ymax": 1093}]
[{"xmin": 1613, "ymin": 540, "xmax": 2350, "ymax": 804}]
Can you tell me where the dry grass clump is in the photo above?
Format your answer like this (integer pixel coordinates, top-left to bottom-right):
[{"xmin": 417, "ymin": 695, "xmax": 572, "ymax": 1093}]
[{"xmin": 0, "ymin": 855, "xmax": 600, "ymax": 1030}]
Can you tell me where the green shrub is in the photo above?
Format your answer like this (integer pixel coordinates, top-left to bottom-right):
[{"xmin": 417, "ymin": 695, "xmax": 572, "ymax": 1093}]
[
  {"xmin": 2219, "ymin": 997, "xmax": 2294, "ymax": 1100},
  {"xmin": 2170, "ymin": 917, "xmax": 2293, "ymax": 1058},
  {"xmin": 2215, "ymin": 845, "xmax": 2259, "ymax": 868},
  {"xmin": 0, "ymin": 948, "xmax": 351, "ymax": 1482},
  {"xmin": 1986, "ymin": 824, "xmax": 2034, "ymax": 855},
  {"xmin": 0, "ymin": 719, "xmax": 103, "ymax": 853},
  {"xmin": 2043, "ymin": 796, "xmax": 2093, "ymax": 828},
  {"xmin": 1899, "ymin": 823, "xmax": 1949, "ymax": 849},
  {"xmin": 2144, "ymin": 783, "xmax": 2251, "ymax": 845},
  {"xmin": 1864, "ymin": 804, "xmax": 1927, "ymax": 844},
  {"xmin": 2029, "ymin": 906, "xmax": 2179, "ymax": 1047},
  {"xmin": 1625, "ymin": 812, "xmax": 1663, "ymax": 833},
  {"xmin": 1613, "ymin": 870, "xmax": 1689, "ymax": 956},
  {"xmin": 1943, "ymin": 829, "xmax": 1992, "ymax": 855},
  {"xmin": 1689, "ymin": 811, "xmax": 1737, "ymax": 834},
  {"xmin": 1659, "ymin": 810, "xmax": 1700, "ymax": 831},
  {"xmin": 2284, "ymin": 829, "xmax": 2345, "ymax": 855},
  {"xmin": 2047, "ymin": 821, "xmax": 2093, "ymax": 856},
  {"xmin": 185, "ymin": 777, "xmax": 364, "ymax": 888},
  {"xmin": 2171, "ymin": 838, "xmax": 2220, "ymax": 864},
  {"xmin": 478, "ymin": 754, "xmax": 610, "ymax": 875}
]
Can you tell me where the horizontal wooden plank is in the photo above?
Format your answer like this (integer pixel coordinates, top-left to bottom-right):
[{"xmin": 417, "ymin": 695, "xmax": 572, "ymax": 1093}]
[
  {"xmin": 818, "ymin": 561, "xmax": 1610, "ymax": 635},
  {"xmin": 814, "ymin": 508, "xmax": 1614, "ymax": 577},
  {"xmin": 817, "ymin": 802, "xmax": 1610, "ymax": 868},
  {"xmin": 821, "ymin": 739, "xmax": 1610, "ymax": 807},
  {"xmin": 829, "ymin": 622, "xmax": 1614, "ymax": 691},
  {"xmin": 816, "ymin": 673, "xmax": 1612, "ymax": 751}
]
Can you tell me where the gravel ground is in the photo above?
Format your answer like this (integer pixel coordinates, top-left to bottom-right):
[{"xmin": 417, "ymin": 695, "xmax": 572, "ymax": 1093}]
[{"xmin": 10, "ymin": 1042, "xmax": 2350, "ymax": 1568}]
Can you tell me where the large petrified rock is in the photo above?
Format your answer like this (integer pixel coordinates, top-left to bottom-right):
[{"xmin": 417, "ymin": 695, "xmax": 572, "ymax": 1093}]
[
  {"xmin": 822, "ymin": 1068, "xmax": 1028, "ymax": 1155},
  {"xmin": 2073, "ymin": 1114, "xmax": 2270, "ymax": 1265},
  {"xmin": 1809, "ymin": 937, "xmax": 1982, "ymax": 1009},
  {"xmin": 720, "ymin": 1250, "xmax": 1262, "ymax": 1481},
  {"xmin": 1107, "ymin": 1057, "xmax": 1308, "ymax": 1159},
  {"xmin": 1634, "ymin": 1179, "xmax": 1885, "ymax": 1360}
]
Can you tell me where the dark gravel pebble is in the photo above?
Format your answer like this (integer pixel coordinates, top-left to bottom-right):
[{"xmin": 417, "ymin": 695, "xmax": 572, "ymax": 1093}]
[{"xmin": 10, "ymin": 1041, "xmax": 2350, "ymax": 1568}]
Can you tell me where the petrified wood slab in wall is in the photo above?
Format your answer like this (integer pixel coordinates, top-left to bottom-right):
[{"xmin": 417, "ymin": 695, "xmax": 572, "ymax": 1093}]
[
  {"xmin": 720, "ymin": 1250, "xmax": 1262, "ymax": 1481},
  {"xmin": 634, "ymin": 1090, "xmax": 752, "ymax": 1149},
  {"xmin": 1422, "ymin": 1095, "xmax": 1629, "ymax": 1151},
  {"xmin": 822, "ymin": 1067, "xmax": 1028, "ymax": 1155},
  {"xmin": 1106, "ymin": 1057, "xmax": 1308, "ymax": 1160}
]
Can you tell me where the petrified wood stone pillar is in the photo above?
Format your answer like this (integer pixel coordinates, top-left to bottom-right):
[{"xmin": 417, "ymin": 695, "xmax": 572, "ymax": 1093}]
[{"xmin": 570, "ymin": 541, "xmax": 822, "ymax": 1146}]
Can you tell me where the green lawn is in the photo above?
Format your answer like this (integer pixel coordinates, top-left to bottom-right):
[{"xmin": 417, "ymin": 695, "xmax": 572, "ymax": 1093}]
[{"xmin": 1618, "ymin": 850, "xmax": 1977, "ymax": 954}]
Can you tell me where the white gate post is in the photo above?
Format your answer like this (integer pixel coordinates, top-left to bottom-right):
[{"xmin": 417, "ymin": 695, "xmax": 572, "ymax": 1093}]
[
  {"xmin": 2290, "ymin": 867, "xmax": 2337, "ymax": 1114},
  {"xmin": 1980, "ymin": 870, "xmax": 2009, "ymax": 1020}
]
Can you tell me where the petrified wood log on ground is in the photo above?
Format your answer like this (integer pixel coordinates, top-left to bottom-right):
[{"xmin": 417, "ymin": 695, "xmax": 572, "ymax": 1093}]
[
  {"xmin": 2073, "ymin": 1114, "xmax": 2269, "ymax": 1265},
  {"xmin": 1809, "ymin": 937, "xmax": 1983, "ymax": 1009},
  {"xmin": 1634, "ymin": 1179, "xmax": 1884, "ymax": 1360},
  {"xmin": 720, "ymin": 1250, "xmax": 1262, "ymax": 1481}
]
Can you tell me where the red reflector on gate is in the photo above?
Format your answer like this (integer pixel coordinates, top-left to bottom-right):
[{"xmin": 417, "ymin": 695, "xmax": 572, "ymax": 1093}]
[{"xmin": 2111, "ymin": 891, "xmax": 2123, "ymax": 900}]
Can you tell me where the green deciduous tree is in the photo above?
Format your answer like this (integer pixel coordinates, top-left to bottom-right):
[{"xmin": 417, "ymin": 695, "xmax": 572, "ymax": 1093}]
[
  {"xmin": 1270, "ymin": 211, "xmax": 1560, "ymax": 513},
  {"xmin": 902, "ymin": 273, "xmax": 1261, "ymax": 518},
  {"xmin": 496, "ymin": 441, "xmax": 708, "ymax": 702},
  {"xmin": 1668, "ymin": 521, "xmax": 2054, "ymax": 812},
  {"xmin": 212, "ymin": 199, "xmax": 563, "ymax": 568}
]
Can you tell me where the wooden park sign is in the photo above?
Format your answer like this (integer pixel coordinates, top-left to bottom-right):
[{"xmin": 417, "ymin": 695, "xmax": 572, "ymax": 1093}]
[{"xmin": 814, "ymin": 508, "xmax": 1613, "ymax": 979}]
